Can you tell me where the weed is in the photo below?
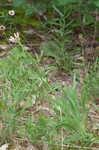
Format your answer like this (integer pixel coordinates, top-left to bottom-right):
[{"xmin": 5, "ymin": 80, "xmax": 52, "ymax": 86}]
[
  {"xmin": 84, "ymin": 57, "xmax": 99, "ymax": 103},
  {"xmin": 0, "ymin": 38, "xmax": 47, "ymax": 144},
  {"xmin": 40, "ymin": 6, "xmax": 74, "ymax": 72}
]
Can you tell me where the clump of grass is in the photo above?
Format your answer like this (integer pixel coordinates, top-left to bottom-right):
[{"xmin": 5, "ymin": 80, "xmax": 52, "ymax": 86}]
[
  {"xmin": 0, "ymin": 38, "xmax": 98, "ymax": 149},
  {"xmin": 44, "ymin": 76, "xmax": 93, "ymax": 148},
  {"xmin": 23, "ymin": 75, "xmax": 97, "ymax": 149},
  {"xmin": 0, "ymin": 41, "xmax": 47, "ymax": 144}
]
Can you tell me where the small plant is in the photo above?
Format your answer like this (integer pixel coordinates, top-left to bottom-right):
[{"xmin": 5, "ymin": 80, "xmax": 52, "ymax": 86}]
[
  {"xmin": 0, "ymin": 33, "xmax": 47, "ymax": 144},
  {"xmin": 40, "ymin": 5, "xmax": 74, "ymax": 71},
  {"xmin": 45, "ymin": 76, "xmax": 91, "ymax": 147}
]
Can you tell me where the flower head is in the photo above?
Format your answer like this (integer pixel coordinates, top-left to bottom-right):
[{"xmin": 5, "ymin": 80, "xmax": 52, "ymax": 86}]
[
  {"xmin": 9, "ymin": 32, "xmax": 20, "ymax": 43},
  {"xmin": 0, "ymin": 25, "xmax": 6, "ymax": 31},
  {"xmin": 8, "ymin": 10, "xmax": 15, "ymax": 16}
]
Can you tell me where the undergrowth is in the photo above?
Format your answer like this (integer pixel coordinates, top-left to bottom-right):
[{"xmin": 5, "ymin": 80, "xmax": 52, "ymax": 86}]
[
  {"xmin": 0, "ymin": 41, "xmax": 98, "ymax": 149},
  {"xmin": 0, "ymin": 0, "xmax": 99, "ymax": 149}
]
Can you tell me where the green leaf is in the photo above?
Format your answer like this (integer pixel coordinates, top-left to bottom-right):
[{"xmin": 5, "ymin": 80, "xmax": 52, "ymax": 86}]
[
  {"xmin": 13, "ymin": 0, "xmax": 25, "ymax": 7},
  {"xmin": 40, "ymin": 41, "xmax": 60, "ymax": 59},
  {"xmin": 94, "ymin": 1, "xmax": 99, "ymax": 7},
  {"xmin": 52, "ymin": 0, "xmax": 77, "ymax": 6}
]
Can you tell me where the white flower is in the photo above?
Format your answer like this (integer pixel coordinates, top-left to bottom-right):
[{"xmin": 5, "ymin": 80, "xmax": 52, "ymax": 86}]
[
  {"xmin": 0, "ymin": 144, "xmax": 8, "ymax": 150},
  {"xmin": 0, "ymin": 25, "xmax": 6, "ymax": 31},
  {"xmin": 9, "ymin": 32, "xmax": 20, "ymax": 43},
  {"xmin": 8, "ymin": 10, "xmax": 15, "ymax": 16}
]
